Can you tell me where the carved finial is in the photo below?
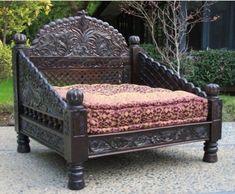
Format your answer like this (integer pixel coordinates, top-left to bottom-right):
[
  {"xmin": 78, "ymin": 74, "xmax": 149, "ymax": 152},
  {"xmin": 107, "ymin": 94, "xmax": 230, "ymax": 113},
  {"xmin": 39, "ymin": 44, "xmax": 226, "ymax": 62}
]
[
  {"xmin": 66, "ymin": 89, "xmax": 84, "ymax": 107},
  {"xmin": 129, "ymin": 36, "xmax": 140, "ymax": 45},
  {"xmin": 205, "ymin": 83, "xmax": 220, "ymax": 97},
  {"xmin": 13, "ymin": 33, "xmax": 27, "ymax": 45},
  {"xmin": 77, "ymin": 10, "xmax": 87, "ymax": 16}
]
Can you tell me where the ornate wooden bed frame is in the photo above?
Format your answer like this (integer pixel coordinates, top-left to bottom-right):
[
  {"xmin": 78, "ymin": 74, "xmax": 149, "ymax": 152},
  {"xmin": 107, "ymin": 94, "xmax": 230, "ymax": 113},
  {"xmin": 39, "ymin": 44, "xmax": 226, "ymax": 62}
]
[{"xmin": 12, "ymin": 11, "xmax": 222, "ymax": 190}]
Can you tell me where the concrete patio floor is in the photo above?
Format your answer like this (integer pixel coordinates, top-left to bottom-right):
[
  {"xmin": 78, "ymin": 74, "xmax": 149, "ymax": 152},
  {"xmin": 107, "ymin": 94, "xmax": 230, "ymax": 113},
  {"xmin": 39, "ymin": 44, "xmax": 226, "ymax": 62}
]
[{"xmin": 0, "ymin": 123, "xmax": 235, "ymax": 194}]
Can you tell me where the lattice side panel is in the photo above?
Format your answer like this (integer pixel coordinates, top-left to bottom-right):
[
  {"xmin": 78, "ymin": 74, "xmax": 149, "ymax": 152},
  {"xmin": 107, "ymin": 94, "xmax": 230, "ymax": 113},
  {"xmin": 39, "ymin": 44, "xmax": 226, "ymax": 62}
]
[
  {"xmin": 42, "ymin": 69, "xmax": 125, "ymax": 86},
  {"xmin": 138, "ymin": 53, "xmax": 206, "ymax": 97}
]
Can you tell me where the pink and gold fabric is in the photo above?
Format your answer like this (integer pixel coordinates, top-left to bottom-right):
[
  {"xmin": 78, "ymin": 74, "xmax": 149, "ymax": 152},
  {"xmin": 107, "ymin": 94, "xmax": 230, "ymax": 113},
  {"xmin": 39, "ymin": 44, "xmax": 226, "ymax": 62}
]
[{"xmin": 54, "ymin": 84, "xmax": 208, "ymax": 134}]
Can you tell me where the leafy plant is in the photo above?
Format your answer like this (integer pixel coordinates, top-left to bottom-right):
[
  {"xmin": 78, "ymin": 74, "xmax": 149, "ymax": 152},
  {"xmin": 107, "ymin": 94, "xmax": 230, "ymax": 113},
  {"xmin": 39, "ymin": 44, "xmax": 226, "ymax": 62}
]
[
  {"xmin": 220, "ymin": 95, "xmax": 235, "ymax": 121},
  {"xmin": 0, "ymin": 79, "xmax": 13, "ymax": 114},
  {"xmin": 121, "ymin": 1, "xmax": 218, "ymax": 75},
  {"xmin": 0, "ymin": 0, "xmax": 52, "ymax": 44},
  {"xmin": 0, "ymin": 40, "xmax": 12, "ymax": 81},
  {"xmin": 182, "ymin": 49, "xmax": 235, "ymax": 88},
  {"xmin": 26, "ymin": 1, "xmax": 101, "ymax": 41},
  {"xmin": 87, "ymin": 1, "xmax": 101, "ymax": 15},
  {"xmin": 141, "ymin": 44, "xmax": 162, "ymax": 61}
]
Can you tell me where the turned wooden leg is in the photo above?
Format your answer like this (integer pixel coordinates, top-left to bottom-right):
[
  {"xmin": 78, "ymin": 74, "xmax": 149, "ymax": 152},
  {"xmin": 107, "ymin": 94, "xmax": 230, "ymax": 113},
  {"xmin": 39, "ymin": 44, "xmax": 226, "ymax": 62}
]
[
  {"xmin": 17, "ymin": 133, "xmax": 30, "ymax": 153},
  {"xmin": 68, "ymin": 163, "xmax": 85, "ymax": 190},
  {"xmin": 203, "ymin": 141, "xmax": 218, "ymax": 163}
]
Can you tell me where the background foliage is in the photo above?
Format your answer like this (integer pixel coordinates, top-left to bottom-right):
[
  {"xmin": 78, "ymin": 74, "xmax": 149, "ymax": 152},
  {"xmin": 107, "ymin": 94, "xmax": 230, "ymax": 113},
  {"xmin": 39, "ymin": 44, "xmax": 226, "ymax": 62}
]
[
  {"xmin": 0, "ymin": 0, "xmax": 52, "ymax": 44},
  {"xmin": 141, "ymin": 44, "xmax": 162, "ymax": 61},
  {"xmin": 182, "ymin": 49, "xmax": 235, "ymax": 88},
  {"xmin": 0, "ymin": 40, "xmax": 11, "ymax": 81},
  {"xmin": 25, "ymin": 1, "xmax": 100, "ymax": 41},
  {"xmin": 143, "ymin": 44, "xmax": 235, "ymax": 88}
]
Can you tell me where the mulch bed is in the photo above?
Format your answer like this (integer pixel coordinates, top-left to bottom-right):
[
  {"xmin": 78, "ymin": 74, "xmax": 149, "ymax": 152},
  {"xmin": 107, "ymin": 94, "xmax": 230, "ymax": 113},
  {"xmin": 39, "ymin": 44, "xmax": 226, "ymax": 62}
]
[{"xmin": 0, "ymin": 112, "xmax": 12, "ymax": 126}]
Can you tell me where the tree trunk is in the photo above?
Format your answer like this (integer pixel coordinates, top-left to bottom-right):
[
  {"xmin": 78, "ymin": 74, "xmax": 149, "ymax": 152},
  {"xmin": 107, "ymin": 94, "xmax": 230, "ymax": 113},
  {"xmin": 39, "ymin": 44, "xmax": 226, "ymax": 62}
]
[
  {"xmin": 67, "ymin": 1, "xmax": 78, "ymax": 15},
  {"xmin": 2, "ymin": 18, "xmax": 7, "ymax": 45},
  {"xmin": 79, "ymin": 2, "xmax": 89, "ymax": 11}
]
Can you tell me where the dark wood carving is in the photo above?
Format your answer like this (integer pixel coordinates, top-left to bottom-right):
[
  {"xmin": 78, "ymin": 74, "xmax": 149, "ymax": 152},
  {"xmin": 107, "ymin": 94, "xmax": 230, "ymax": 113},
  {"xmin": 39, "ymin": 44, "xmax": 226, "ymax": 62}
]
[
  {"xmin": 203, "ymin": 84, "xmax": 222, "ymax": 163},
  {"xmin": 29, "ymin": 12, "xmax": 128, "ymax": 57},
  {"xmin": 209, "ymin": 99, "xmax": 222, "ymax": 120},
  {"xmin": 17, "ymin": 133, "xmax": 30, "ymax": 153},
  {"xmin": 12, "ymin": 11, "xmax": 223, "ymax": 191},
  {"xmin": 129, "ymin": 36, "xmax": 142, "ymax": 84},
  {"xmin": 26, "ymin": 12, "xmax": 130, "ymax": 86},
  {"xmin": 203, "ymin": 141, "xmax": 218, "ymax": 163},
  {"xmin": 30, "ymin": 56, "xmax": 129, "ymax": 69},
  {"xmin": 30, "ymin": 56, "xmax": 130, "ymax": 85},
  {"xmin": 18, "ymin": 50, "xmax": 66, "ymax": 117},
  {"xmin": 40, "ymin": 68, "xmax": 126, "ymax": 86},
  {"xmin": 65, "ymin": 88, "xmax": 87, "ymax": 136},
  {"xmin": 21, "ymin": 119, "xmax": 64, "ymax": 154},
  {"xmin": 22, "ymin": 105, "xmax": 63, "ymax": 133},
  {"xmin": 138, "ymin": 53, "xmax": 207, "ymax": 97},
  {"xmin": 88, "ymin": 124, "xmax": 210, "ymax": 156},
  {"xmin": 68, "ymin": 163, "xmax": 85, "ymax": 190},
  {"xmin": 13, "ymin": 34, "xmax": 27, "ymax": 133},
  {"xmin": 63, "ymin": 88, "xmax": 88, "ymax": 171},
  {"xmin": 205, "ymin": 83, "xmax": 223, "ymax": 120}
]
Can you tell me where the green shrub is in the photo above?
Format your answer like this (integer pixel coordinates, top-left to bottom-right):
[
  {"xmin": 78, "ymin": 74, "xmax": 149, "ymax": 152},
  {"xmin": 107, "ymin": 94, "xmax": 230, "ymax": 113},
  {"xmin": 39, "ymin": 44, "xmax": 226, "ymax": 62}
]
[
  {"xmin": 141, "ymin": 44, "xmax": 162, "ymax": 61},
  {"xmin": 26, "ymin": 1, "xmax": 102, "ymax": 40},
  {"xmin": 220, "ymin": 95, "xmax": 235, "ymax": 122},
  {"xmin": 182, "ymin": 49, "xmax": 235, "ymax": 88},
  {"xmin": 0, "ymin": 41, "xmax": 12, "ymax": 81}
]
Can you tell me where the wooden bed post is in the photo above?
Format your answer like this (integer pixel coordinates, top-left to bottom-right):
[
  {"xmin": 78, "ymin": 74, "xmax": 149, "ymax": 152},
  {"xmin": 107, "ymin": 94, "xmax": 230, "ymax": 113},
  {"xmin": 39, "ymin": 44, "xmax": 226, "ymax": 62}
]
[
  {"xmin": 203, "ymin": 83, "xmax": 222, "ymax": 163},
  {"xmin": 13, "ymin": 33, "xmax": 30, "ymax": 153},
  {"xmin": 129, "ymin": 35, "xmax": 141, "ymax": 84},
  {"xmin": 64, "ymin": 89, "xmax": 88, "ymax": 190}
]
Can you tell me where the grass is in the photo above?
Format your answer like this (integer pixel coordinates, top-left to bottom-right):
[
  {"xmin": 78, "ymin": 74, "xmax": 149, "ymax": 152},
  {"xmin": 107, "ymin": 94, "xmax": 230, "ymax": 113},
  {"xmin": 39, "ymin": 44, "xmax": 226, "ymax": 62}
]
[
  {"xmin": 0, "ymin": 78, "xmax": 235, "ymax": 121},
  {"xmin": 0, "ymin": 79, "xmax": 13, "ymax": 113},
  {"xmin": 220, "ymin": 95, "xmax": 235, "ymax": 122}
]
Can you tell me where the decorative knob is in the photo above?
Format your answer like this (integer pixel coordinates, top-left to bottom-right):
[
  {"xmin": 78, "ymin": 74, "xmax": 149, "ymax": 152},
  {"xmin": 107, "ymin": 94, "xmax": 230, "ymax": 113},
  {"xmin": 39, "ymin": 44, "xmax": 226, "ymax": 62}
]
[
  {"xmin": 205, "ymin": 83, "xmax": 220, "ymax": 97},
  {"xmin": 129, "ymin": 36, "xmax": 140, "ymax": 45},
  {"xmin": 13, "ymin": 33, "xmax": 27, "ymax": 45},
  {"xmin": 77, "ymin": 10, "xmax": 87, "ymax": 16},
  {"xmin": 66, "ymin": 89, "xmax": 84, "ymax": 106}
]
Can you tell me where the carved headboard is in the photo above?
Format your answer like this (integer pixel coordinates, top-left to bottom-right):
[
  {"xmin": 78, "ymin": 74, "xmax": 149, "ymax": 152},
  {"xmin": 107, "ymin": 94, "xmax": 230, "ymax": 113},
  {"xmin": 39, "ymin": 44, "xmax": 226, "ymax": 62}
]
[{"xmin": 28, "ymin": 10, "xmax": 130, "ymax": 86}]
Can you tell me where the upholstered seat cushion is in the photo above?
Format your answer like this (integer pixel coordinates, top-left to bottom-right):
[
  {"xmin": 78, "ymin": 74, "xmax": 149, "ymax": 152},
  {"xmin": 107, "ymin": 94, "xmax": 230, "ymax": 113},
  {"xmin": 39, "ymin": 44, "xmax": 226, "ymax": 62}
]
[{"xmin": 54, "ymin": 84, "xmax": 208, "ymax": 134}]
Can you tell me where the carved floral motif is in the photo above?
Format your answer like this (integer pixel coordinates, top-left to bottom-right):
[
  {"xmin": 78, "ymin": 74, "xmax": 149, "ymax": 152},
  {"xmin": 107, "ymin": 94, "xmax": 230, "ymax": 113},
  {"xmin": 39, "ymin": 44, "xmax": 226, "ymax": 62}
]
[
  {"xmin": 18, "ymin": 51, "xmax": 66, "ymax": 117},
  {"xmin": 89, "ymin": 125, "xmax": 209, "ymax": 155},
  {"xmin": 21, "ymin": 119, "xmax": 64, "ymax": 154},
  {"xmin": 29, "ymin": 15, "xmax": 129, "ymax": 57}
]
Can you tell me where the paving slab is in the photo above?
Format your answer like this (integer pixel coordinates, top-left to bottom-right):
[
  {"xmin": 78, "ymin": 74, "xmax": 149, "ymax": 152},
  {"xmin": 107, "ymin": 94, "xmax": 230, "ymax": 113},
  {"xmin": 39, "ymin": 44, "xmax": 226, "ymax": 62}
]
[{"xmin": 0, "ymin": 123, "xmax": 235, "ymax": 194}]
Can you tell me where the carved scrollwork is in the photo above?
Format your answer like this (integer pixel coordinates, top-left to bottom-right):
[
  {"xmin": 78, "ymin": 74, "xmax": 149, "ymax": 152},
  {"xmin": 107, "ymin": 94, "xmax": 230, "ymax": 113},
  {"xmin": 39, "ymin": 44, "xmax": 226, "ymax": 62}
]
[
  {"xmin": 138, "ymin": 52, "xmax": 207, "ymax": 97},
  {"xmin": 18, "ymin": 50, "xmax": 66, "ymax": 117},
  {"xmin": 21, "ymin": 119, "xmax": 64, "ymax": 154},
  {"xmin": 89, "ymin": 125, "xmax": 209, "ymax": 155},
  {"xmin": 29, "ymin": 14, "xmax": 129, "ymax": 57}
]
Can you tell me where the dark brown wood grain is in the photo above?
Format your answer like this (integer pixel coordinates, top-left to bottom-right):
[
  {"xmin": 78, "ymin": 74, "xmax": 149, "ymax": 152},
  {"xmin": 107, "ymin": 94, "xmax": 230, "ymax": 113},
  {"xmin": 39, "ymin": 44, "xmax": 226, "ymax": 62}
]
[
  {"xmin": 12, "ymin": 10, "xmax": 222, "ymax": 190},
  {"xmin": 88, "ymin": 122, "xmax": 211, "ymax": 157}
]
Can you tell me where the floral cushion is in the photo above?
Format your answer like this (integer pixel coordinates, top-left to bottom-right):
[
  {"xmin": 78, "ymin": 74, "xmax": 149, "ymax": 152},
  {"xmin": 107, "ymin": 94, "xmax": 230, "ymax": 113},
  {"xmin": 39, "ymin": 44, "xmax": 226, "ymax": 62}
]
[{"xmin": 54, "ymin": 84, "xmax": 208, "ymax": 134}]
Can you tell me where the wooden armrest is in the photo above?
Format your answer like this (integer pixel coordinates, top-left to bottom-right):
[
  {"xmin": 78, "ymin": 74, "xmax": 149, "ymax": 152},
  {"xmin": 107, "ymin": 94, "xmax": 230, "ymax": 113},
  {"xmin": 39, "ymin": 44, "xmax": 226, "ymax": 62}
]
[{"xmin": 138, "ymin": 52, "xmax": 206, "ymax": 97}]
